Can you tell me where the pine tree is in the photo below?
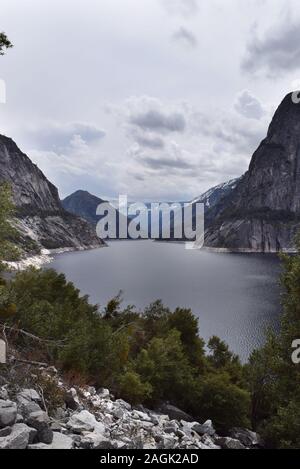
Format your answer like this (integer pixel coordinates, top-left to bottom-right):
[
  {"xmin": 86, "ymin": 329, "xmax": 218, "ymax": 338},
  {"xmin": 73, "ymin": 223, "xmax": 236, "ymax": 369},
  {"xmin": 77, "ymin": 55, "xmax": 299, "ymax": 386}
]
[
  {"xmin": 0, "ymin": 183, "xmax": 19, "ymax": 271},
  {"xmin": 0, "ymin": 32, "xmax": 13, "ymax": 56}
]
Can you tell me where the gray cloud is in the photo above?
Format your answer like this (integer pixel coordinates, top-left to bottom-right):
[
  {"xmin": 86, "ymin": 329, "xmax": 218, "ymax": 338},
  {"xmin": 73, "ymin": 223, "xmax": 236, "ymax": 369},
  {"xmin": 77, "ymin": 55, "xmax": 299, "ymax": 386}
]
[
  {"xmin": 2, "ymin": 0, "xmax": 285, "ymax": 201},
  {"xmin": 172, "ymin": 27, "xmax": 198, "ymax": 48},
  {"xmin": 242, "ymin": 17, "xmax": 300, "ymax": 77},
  {"xmin": 130, "ymin": 109, "xmax": 186, "ymax": 133},
  {"xmin": 209, "ymin": 117, "xmax": 266, "ymax": 155},
  {"xmin": 25, "ymin": 122, "xmax": 106, "ymax": 152},
  {"xmin": 140, "ymin": 154, "xmax": 194, "ymax": 171},
  {"xmin": 234, "ymin": 90, "xmax": 265, "ymax": 119},
  {"xmin": 134, "ymin": 133, "xmax": 165, "ymax": 149},
  {"xmin": 160, "ymin": 0, "xmax": 199, "ymax": 17},
  {"xmin": 187, "ymin": 99, "xmax": 268, "ymax": 159}
]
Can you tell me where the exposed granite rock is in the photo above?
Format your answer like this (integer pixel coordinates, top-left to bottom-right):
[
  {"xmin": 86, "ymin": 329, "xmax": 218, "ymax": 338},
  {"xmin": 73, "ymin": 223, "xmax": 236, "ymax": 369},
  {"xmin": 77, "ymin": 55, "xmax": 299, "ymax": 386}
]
[
  {"xmin": 156, "ymin": 403, "xmax": 194, "ymax": 423},
  {"xmin": 27, "ymin": 410, "xmax": 53, "ymax": 444},
  {"xmin": 205, "ymin": 94, "xmax": 300, "ymax": 252},
  {"xmin": 66, "ymin": 410, "xmax": 106, "ymax": 435},
  {"xmin": 215, "ymin": 436, "xmax": 246, "ymax": 450},
  {"xmin": 0, "ymin": 423, "xmax": 37, "ymax": 449},
  {"xmin": 229, "ymin": 427, "xmax": 264, "ymax": 448},
  {"xmin": 0, "ymin": 134, "xmax": 104, "ymax": 255},
  {"xmin": 0, "ymin": 400, "xmax": 17, "ymax": 428},
  {"xmin": 0, "ymin": 369, "xmax": 263, "ymax": 450},
  {"xmin": 28, "ymin": 432, "xmax": 74, "ymax": 450}
]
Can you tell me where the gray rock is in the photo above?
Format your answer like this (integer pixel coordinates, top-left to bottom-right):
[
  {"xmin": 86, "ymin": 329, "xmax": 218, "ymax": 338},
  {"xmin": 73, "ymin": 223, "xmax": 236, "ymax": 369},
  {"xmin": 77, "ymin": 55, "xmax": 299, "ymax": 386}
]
[
  {"xmin": 131, "ymin": 410, "xmax": 151, "ymax": 422},
  {"xmin": 192, "ymin": 420, "xmax": 216, "ymax": 437},
  {"xmin": 229, "ymin": 428, "xmax": 263, "ymax": 447},
  {"xmin": 150, "ymin": 413, "xmax": 169, "ymax": 426},
  {"xmin": 27, "ymin": 442, "xmax": 51, "ymax": 450},
  {"xmin": 0, "ymin": 427, "xmax": 12, "ymax": 437},
  {"xmin": 97, "ymin": 388, "xmax": 110, "ymax": 399},
  {"xmin": 50, "ymin": 432, "xmax": 74, "ymax": 449},
  {"xmin": 0, "ymin": 423, "xmax": 37, "ymax": 449},
  {"xmin": 0, "ymin": 386, "xmax": 9, "ymax": 400},
  {"xmin": 157, "ymin": 403, "xmax": 194, "ymax": 423},
  {"xmin": 115, "ymin": 399, "xmax": 131, "ymax": 411},
  {"xmin": 27, "ymin": 411, "xmax": 53, "ymax": 444},
  {"xmin": 142, "ymin": 437, "xmax": 157, "ymax": 450},
  {"xmin": 52, "ymin": 407, "xmax": 67, "ymax": 421},
  {"xmin": 0, "ymin": 399, "xmax": 17, "ymax": 428},
  {"xmin": 181, "ymin": 421, "xmax": 202, "ymax": 437},
  {"xmin": 176, "ymin": 429, "xmax": 186, "ymax": 439},
  {"xmin": 157, "ymin": 434, "xmax": 177, "ymax": 449},
  {"xmin": 111, "ymin": 406, "xmax": 125, "ymax": 420},
  {"xmin": 216, "ymin": 437, "xmax": 246, "ymax": 450},
  {"xmin": 65, "ymin": 388, "xmax": 80, "ymax": 411},
  {"xmin": 80, "ymin": 432, "xmax": 114, "ymax": 449},
  {"xmin": 16, "ymin": 390, "xmax": 42, "ymax": 418},
  {"xmin": 164, "ymin": 420, "xmax": 179, "ymax": 434},
  {"xmin": 18, "ymin": 401, "xmax": 41, "ymax": 418},
  {"xmin": 18, "ymin": 389, "xmax": 41, "ymax": 403},
  {"xmin": 67, "ymin": 410, "xmax": 106, "ymax": 434},
  {"xmin": 201, "ymin": 434, "xmax": 221, "ymax": 449},
  {"xmin": 16, "ymin": 414, "xmax": 24, "ymax": 423},
  {"xmin": 28, "ymin": 432, "xmax": 74, "ymax": 450},
  {"xmin": 50, "ymin": 421, "xmax": 65, "ymax": 432}
]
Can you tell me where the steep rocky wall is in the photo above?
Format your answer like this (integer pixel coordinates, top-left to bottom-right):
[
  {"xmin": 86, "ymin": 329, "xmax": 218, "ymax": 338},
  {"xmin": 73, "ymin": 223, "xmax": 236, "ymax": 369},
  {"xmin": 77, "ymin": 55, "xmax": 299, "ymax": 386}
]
[
  {"xmin": 0, "ymin": 134, "xmax": 103, "ymax": 252},
  {"xmin": 205, "ymin": 94, "xmax": 300, "ymax": 252}
]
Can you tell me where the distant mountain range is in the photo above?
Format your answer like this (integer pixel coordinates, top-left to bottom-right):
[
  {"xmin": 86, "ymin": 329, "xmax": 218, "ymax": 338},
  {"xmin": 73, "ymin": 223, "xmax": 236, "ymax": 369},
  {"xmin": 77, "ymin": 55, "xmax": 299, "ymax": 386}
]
[
  {"xmin": 62, "ymin": 190, "xmax": 135, "ymax": 238},
  {"xmin": 61, "ymin": 181, "xmax": 239, "ymax": 241},
  {"xmin": 0, "ymin": 135, "xmax": 104, "ymax": 255},
  {"xmin": 61, "ymin": 94, "xmax": 300, "ymax": 252},
  {"xmin": 2, "ymin": 92, "xmax": 300, "ymax": 254}
]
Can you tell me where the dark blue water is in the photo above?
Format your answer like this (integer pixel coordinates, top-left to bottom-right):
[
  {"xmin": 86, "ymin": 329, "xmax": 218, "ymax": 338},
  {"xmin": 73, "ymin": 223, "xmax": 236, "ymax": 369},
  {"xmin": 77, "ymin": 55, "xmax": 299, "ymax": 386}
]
[{"xmin": 48, "ymin": 241, "xmax": 282, "ymax": 362}]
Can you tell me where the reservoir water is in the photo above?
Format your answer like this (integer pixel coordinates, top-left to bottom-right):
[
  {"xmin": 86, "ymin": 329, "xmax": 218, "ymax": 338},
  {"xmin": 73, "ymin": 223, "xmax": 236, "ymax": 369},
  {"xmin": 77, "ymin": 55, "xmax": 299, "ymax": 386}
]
[{"xmin": 48, "ymin": 240, "xmax": 282, "ymax": 362}]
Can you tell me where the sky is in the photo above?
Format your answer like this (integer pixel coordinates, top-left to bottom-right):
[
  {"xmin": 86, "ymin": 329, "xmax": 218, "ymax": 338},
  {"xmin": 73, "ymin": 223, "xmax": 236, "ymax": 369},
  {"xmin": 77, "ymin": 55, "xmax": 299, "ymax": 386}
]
[{"xmin": 1, "ymin": 0, "xmax": 300, "ymax": 201}]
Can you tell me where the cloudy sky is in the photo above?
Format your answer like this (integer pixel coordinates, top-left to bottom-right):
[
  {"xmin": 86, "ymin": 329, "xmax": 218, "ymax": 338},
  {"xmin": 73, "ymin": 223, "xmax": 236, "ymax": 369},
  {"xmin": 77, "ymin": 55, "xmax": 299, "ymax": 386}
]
[{"xmin": 1, "ymin": 0, "xmax": 300, "ymax": 201}]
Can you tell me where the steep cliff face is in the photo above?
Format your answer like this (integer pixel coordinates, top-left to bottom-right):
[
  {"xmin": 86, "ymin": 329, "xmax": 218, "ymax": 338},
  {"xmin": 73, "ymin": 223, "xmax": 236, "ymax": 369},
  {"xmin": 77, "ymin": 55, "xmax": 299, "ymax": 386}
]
[
  {"xmin": 0, "ymin": 135, "xmax": 60, "ymax": 213},
  {"xmin": 205, "ymin": 93, "xmax": 300, "ymax": 252},
  {"xmin": 0, "ymin": 134, "xmax": 104, "ymax": 252}
]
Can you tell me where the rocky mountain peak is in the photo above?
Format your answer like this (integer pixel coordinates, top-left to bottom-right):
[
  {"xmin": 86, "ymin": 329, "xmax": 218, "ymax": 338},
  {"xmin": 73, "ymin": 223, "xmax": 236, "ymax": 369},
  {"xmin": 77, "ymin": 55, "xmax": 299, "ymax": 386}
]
[
  {"xmin": 0, "ymin": 134, "xmax": 104, "ymax": 253},
  {"xmin": 205, "ymin": 93, "xmax": 300, "ymax": 252},
  {"xmin": 0, "ymin": 134, "xmax": 61, "ymax": 213}
]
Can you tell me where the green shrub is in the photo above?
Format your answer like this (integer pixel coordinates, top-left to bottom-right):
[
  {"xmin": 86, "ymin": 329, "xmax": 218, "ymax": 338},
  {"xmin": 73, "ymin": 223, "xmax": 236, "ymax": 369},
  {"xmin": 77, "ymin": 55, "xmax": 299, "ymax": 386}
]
[
  {"xmin": 196, "ymin": 373, "xmax": 251, "ymax": 434},
  {"xmin": 118, "ymin": 371, "xmax": 153, "ymax": 404}
]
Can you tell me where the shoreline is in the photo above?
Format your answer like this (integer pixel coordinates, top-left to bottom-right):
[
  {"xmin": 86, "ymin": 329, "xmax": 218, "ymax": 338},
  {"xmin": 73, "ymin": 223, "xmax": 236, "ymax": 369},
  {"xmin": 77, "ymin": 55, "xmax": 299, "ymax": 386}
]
[
  {"xmin": 154, "ymin": 239, "xmax": 295, "ymax": 254},
  {"xmin": 6, "ymin": 240, "xmax": 294, "ymax": 272},
  {"xmin": 5, "ymin": 243, "xmax": 105, "ymax": 271}
]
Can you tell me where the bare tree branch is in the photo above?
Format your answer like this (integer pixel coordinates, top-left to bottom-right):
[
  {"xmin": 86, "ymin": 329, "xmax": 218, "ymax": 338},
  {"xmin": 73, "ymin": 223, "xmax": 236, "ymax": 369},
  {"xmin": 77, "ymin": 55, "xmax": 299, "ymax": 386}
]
[{"xmin": 0, "ymin": 323, "xmax": 66, "ymax": 347}]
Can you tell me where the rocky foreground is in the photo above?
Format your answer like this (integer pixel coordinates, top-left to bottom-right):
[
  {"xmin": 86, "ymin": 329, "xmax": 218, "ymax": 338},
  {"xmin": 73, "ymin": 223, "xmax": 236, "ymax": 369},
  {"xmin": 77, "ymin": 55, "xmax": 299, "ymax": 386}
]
[{"xmin": 0, "ymin": 367, "xmax": 263, "ymax": 450}]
